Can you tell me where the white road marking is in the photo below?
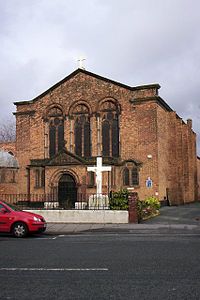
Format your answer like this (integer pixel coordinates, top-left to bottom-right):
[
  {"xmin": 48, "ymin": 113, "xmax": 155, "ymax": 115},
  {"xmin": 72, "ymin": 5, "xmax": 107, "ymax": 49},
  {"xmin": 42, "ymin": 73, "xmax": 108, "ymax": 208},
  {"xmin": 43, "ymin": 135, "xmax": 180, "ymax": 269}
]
[
  {"xmin": 43, "ymin": 235, "xmax": 65, "ymax": 240},
  {"xmin": 34, "ymin": 237, "xmax": 56, "ymax": 240},
  {"xmin": 0, "ymin": 268, "xmax": 108, "ymax": 271}
]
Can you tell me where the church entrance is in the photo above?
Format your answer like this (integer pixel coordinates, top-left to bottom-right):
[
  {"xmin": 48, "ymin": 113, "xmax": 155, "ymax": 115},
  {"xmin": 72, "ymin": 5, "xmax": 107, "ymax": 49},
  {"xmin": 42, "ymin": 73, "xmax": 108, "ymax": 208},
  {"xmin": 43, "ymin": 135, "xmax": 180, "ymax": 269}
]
[{"xmin": 58, "ymin": 174, "xmax": 77, "ymax": 208}]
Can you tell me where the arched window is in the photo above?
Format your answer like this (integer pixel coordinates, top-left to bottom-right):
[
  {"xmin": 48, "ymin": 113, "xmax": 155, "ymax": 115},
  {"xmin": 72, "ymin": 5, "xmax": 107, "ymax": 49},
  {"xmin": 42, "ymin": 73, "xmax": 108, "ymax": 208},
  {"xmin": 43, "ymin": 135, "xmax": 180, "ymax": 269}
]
[
  {"xmin": 132, "ymin": 168, "xmax": 139, "ymax": 186},
  {"xmin": 74, "ymin": 119, "xmax": 82, "ymax": 156},
  {"xmin": 123, "ymin": 166, "xmax": 139, "ymax": 186},
  {"xmin": 84, "ymin": 120, "xmax": 91, "ymax": 157},
  {"xmin": 123, "ymin": 167, "xmax": 129, "ymax": 186},
  {"xmin": 112, "ymin": 117, "xmax": 119, "ymax": 157},
  {"xmin": 73, "ymin": 104, "xmax": 91, "ymax": 157},
  {"xmin": 102, "ymin": 120, "xmax": 110, "ymax": 156},
  {"xmin": 100, "ymin": 101, "xmax": 119, "ymax": 157},
  {"xmin": 47, "ymin": 107, "xmax": 64, "ymax": 158}
]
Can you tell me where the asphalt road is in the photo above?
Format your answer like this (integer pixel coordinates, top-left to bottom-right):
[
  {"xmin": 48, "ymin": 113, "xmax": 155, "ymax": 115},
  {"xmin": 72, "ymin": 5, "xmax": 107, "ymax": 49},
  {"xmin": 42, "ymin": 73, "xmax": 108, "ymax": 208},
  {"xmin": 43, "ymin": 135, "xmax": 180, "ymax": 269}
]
[{"xmin": 0, "ymin": 232, "xmax": 200, "ymax": 300}]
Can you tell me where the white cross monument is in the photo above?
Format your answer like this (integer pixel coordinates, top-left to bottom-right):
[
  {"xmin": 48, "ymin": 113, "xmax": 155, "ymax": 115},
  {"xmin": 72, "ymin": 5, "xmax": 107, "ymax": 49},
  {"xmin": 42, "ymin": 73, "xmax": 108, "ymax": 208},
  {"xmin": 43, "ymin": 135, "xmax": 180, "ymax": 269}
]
[{"xmin": 87, "ymin": 157, "xmax": 111, "ymax": 209}]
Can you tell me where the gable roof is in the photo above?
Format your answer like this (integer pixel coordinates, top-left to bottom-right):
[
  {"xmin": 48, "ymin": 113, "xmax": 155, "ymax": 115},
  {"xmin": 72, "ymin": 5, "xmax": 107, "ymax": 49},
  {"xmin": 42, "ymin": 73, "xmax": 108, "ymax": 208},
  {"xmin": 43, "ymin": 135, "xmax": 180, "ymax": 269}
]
[
  {"xmin": 30, "ymin": 148, "xmax": 86, "ymax": 167},
  {"xmin": 14, "ymin": 68, "xmax": 160, "ymax": 106},
  {"xmin": 47, "ymin": 149, "xmax": 86, "ymax": 166}
]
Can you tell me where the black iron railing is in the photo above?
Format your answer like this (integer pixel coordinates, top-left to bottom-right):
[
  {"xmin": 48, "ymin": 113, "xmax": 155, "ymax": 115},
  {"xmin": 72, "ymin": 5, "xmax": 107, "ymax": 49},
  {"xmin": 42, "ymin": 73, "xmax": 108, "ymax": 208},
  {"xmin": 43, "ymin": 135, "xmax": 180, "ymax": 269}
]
[{"xmin": 0, "ymin": 193, "xmax": 112, "ymax": 210}]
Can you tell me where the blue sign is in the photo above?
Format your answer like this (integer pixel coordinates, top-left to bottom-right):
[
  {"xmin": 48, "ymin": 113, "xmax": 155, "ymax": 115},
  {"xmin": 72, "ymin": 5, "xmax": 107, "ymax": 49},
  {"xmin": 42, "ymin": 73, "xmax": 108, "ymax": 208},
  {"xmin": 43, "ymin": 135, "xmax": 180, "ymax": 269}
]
[{"xmin": 146, "ymin": 177, "xmax": 153, "ymax": 188}]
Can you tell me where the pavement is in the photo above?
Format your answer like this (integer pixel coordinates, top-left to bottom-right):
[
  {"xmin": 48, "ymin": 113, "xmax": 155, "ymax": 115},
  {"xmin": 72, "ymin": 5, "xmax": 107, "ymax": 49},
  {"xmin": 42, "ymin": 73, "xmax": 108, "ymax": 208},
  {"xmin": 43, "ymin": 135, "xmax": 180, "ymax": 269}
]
[{"xmin": 45, "ymin": 201, "xmax": 200, "ymax": 235}]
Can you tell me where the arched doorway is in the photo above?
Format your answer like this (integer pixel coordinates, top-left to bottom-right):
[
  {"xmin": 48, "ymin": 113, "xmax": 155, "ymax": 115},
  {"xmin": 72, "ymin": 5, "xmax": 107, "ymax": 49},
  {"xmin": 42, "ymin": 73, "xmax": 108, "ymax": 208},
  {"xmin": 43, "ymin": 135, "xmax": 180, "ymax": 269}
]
[{"xmin": 58, "ymin": 174, "xmax": 77, "ymax": 208}]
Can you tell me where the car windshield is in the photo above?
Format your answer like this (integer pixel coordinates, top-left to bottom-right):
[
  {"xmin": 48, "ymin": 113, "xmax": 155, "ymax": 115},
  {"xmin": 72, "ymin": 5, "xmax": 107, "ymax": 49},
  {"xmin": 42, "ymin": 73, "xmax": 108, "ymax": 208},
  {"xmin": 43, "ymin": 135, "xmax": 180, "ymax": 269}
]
[{"xmin": 4, "ymin": 202, "xmax": 22, "ymax": 211}]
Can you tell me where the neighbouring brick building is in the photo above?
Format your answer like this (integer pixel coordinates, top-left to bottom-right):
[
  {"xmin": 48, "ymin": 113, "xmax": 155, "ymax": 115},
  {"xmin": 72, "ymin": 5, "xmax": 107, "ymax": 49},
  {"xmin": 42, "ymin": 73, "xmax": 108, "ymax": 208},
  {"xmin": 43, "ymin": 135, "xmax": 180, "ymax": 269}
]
[
  {"xmin": 0, "ymin": 149, "xmax": 18, "ymax": 194},
  {"xmin": 197, "ymin": 157, "xmax": 200, "ymax": 201},
  {"xmin": 0, "ymin": 68, "xmax": 198, "ymax": 206}
]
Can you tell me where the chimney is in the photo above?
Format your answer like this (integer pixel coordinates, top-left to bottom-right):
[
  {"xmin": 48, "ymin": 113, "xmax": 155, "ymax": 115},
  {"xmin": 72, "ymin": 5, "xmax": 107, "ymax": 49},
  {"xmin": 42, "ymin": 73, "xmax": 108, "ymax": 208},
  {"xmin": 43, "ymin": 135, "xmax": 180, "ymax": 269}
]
[{"xmin": 187, "ymin": 119, "xmax": 192, "ymax": 129}]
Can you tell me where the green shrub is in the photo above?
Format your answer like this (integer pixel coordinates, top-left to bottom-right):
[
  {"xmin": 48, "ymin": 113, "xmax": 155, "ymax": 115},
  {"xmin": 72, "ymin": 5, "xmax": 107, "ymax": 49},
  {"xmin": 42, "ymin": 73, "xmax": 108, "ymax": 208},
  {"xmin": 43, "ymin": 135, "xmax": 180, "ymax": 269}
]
[
  {"xmin": 109, "ymin": 189, "xmax": 129, "ymax": 210},
  {"xmin": 145, "ymin": 196, "xmax": 160, "ymax": 210},
  {"xmin": 109, "ymin": 191, "xmax": 160, "ymax": 221},
  {"xmin": 137, "ymin": 196, "xmax": 160, "ymax": 220}
]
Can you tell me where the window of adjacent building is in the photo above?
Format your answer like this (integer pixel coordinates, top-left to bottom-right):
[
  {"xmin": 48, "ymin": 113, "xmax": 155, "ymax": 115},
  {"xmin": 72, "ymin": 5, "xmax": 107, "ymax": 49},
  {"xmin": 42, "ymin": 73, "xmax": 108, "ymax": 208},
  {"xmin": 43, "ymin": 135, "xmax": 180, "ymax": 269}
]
[
  {"xmin": 47, "ymin": 107, "xmax": 65, "ymax": 158},
  {"xmin": 123, "ymin": 167, "xmax": 139, "ymax": 186},
  {"xmin": 100, "ymin": 101, "xmax": 119, "ymax": 157},
  {"xmin": 73, "ymin": 104, "xmax": 91, "ymax": 157}
]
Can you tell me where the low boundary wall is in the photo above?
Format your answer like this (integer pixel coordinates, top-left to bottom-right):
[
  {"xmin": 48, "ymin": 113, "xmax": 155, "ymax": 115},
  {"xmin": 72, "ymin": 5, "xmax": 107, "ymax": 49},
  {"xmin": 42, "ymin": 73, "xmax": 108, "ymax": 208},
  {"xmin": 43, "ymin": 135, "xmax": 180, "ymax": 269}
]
[{"xmin": 27, "ymin": 210, "xmax": 129, "ymax": 224}]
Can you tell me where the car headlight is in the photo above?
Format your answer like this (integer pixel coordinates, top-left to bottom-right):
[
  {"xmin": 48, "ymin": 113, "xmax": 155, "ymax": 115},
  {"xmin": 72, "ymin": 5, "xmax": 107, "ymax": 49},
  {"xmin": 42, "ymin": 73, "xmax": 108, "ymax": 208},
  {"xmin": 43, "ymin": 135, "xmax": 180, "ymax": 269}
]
[{"xmin": 33, "ymin": 216, "xmax": 41, "ymax": 222}]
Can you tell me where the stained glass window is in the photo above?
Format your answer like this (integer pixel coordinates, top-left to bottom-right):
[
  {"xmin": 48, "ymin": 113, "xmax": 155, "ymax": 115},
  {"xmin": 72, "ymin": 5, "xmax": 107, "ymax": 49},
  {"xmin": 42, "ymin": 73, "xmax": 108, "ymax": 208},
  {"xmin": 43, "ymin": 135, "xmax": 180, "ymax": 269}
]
[
  {"xmin": 58, "ymin": 120, "xmax": 64, "ymax": 151},
  {"xmin": 49, "ymin": 124, "xmax": 56, "ymax": 157},
  {"xmin": 123, "ymin": 166, "xmax": 139, "ymax": 186},
  {"xmin": 73, "ymin": 104, "xmax": 91, "ymax": 157},
  {"xmin": 112, "ymin": 117, "xmax": 119, "ymax": 157},
  {"xmin": 132, "ymin": 168, "xmax": 139, "ymax": 185},
  {"xmin": 84, "ymin": 121, "xmax": 91, "ymax": 157},
  {"xmin": 123, "ymin": 167, "xmax": 129, "ymax": 186},
  {"xmin": 100, "ymin": 101, "xmax": 119, "ymax": 158},
  {"xmin": 47, "ymin": 107, "xmax": 64, "ymax": 158},
  {"xmin": 75, "ymin": 119, "xmax": 82, "ymax": 156},
  {"xmin": 102, "ymin": 120, "xmax": 110, "ymax": 156}
]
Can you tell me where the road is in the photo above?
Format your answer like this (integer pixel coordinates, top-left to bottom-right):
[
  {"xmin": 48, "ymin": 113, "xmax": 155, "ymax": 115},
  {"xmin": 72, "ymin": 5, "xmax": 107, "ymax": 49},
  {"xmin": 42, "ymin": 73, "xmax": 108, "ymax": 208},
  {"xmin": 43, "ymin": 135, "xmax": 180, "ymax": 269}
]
[{"xmin": 0, "ymin": 231, "xmax": 200, "ymax": 300}]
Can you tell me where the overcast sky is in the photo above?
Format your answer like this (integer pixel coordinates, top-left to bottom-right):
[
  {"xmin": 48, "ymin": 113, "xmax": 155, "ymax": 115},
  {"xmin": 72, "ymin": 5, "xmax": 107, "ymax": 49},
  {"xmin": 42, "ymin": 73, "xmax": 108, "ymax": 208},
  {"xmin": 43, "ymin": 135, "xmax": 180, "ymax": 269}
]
[{"xmin": 0, "ymin": 0, "xmax": 200, "ymax": 153}]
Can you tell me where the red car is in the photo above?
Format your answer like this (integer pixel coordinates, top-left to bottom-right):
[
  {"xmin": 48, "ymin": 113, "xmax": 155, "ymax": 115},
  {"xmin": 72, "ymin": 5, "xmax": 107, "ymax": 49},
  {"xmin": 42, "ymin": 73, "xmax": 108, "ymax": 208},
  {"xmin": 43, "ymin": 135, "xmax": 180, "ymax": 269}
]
[{"xmin": 0, "ymin": 201, "xmax": 47, "ymax": 238}]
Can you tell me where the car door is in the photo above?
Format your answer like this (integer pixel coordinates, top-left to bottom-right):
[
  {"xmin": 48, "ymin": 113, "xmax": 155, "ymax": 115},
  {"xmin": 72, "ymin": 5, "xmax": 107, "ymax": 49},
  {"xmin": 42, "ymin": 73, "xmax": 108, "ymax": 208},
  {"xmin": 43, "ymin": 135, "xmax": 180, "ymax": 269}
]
[{"xmin": 0, "ymin": 203, "xmax": 11, "ymax": 232}]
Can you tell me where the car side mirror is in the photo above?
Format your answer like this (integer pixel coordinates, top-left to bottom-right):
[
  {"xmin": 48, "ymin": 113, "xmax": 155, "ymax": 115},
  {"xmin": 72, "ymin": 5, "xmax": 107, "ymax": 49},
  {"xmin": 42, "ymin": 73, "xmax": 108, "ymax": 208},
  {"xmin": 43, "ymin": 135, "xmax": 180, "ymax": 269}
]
[{"xmin": 0, "ymin": 208, "xmax": 8, "ymax": 214}]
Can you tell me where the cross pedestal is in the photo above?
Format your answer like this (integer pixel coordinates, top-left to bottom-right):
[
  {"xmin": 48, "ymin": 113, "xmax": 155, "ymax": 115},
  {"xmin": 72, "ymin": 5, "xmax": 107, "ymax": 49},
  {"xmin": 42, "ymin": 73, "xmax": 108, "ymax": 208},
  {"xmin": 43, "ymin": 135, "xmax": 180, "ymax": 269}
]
[{"xmin": 87, "ymin": 157, "xmax": 111, "ymax": 209}]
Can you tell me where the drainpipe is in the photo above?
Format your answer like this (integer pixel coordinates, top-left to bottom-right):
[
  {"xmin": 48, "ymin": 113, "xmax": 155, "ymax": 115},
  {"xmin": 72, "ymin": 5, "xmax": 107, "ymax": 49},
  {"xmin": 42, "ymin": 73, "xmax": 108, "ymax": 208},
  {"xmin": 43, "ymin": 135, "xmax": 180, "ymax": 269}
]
[{"xmin": 26, "ymin": 167, "xmax": 30, "ymax": 202}]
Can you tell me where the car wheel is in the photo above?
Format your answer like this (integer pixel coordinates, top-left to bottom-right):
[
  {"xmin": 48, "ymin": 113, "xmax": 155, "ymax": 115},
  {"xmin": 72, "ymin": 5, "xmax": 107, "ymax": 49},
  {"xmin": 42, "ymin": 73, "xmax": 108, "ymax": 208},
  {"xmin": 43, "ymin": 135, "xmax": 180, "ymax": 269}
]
[{"xmin": 12, "ymin": 222, "xmax": 28, "ymax": 238}]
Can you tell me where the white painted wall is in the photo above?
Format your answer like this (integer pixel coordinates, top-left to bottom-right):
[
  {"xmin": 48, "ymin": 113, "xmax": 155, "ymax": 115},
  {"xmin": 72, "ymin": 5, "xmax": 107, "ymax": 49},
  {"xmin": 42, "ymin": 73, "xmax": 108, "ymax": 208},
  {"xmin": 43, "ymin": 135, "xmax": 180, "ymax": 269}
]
[{"xmin": 27, "ymin": 210, "xmax": 129, "ymax": 224}]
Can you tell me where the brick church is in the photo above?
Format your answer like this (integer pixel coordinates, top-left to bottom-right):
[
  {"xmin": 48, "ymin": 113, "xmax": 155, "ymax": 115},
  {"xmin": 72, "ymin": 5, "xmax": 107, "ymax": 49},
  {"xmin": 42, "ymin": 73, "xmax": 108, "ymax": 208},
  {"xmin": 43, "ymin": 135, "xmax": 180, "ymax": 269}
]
[{"xmin": 0, "ymin": 68, "xmax": 198, "ymax": 206}]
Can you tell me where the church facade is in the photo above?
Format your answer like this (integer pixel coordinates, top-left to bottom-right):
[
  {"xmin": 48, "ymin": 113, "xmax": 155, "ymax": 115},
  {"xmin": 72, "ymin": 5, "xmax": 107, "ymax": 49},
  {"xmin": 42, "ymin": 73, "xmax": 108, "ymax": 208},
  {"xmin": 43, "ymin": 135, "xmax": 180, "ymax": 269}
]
[{"xmin": 0, "ymin": 68, "xmax": 198, "ymax": 206}]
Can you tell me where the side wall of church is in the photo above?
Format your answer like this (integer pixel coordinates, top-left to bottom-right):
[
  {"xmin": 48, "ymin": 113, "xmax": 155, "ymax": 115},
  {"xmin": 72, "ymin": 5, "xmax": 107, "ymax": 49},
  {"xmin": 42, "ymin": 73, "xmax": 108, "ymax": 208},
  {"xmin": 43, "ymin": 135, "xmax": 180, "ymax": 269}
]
[
  {"xmin": 166, "ymin": 113, "xmax": 197, "ymax": 204},
  {"xmin": 156, "ymin": 106, "xmax": 169, "ymax": 201},
  {"xmin": 130, "ymin": 101, "xmax": 159, "ymax": 200}
]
